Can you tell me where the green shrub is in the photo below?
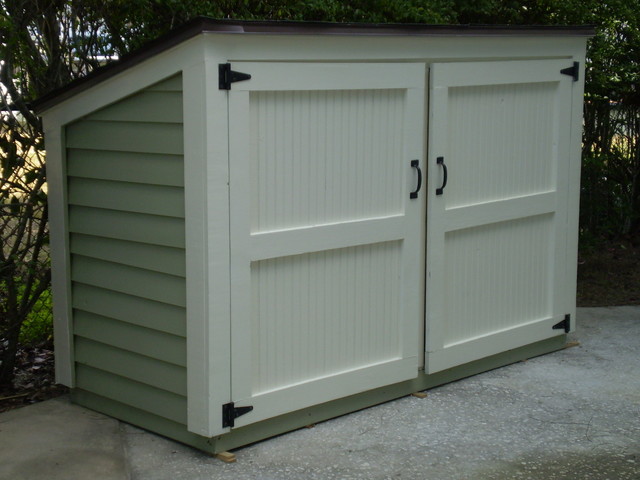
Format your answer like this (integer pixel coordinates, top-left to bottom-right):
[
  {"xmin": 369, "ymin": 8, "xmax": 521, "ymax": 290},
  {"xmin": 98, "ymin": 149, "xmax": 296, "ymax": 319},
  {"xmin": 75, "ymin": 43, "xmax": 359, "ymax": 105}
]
[{"xmin": 17, "ymin": 284, "xmax": 53, "ymax": 346}]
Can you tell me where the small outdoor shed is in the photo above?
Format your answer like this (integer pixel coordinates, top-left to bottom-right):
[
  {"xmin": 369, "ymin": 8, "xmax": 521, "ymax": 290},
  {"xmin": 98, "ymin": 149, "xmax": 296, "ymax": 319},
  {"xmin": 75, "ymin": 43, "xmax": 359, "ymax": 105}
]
[{"xmin": 35, "ymin": 18, "xmax": 592, "ymax": 454}]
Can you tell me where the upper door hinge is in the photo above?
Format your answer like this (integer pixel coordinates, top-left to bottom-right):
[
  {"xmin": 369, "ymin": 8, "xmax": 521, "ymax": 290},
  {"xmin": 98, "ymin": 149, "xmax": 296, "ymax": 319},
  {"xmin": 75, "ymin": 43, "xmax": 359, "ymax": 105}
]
[
  {"xmin": 553, "ymin": 314, "xmax": 571, "ymax": 333},
  {"xmin": 219, "ymin": 63, "xmax": 252, "ymax": 90},
  {"xmin": 560, "ymin": 62, "xmax": 579, "ymax": 82},
  {"xmin": 222, "ymin": 402, "xmax": 253, "ymax": 428}
]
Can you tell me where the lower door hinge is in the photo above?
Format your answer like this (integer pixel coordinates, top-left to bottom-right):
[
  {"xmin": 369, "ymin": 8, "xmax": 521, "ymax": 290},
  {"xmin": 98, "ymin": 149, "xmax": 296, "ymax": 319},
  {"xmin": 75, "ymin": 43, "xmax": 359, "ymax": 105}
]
[
  {"xmin": 222, "ymin": 402, "xmax": 253, "ymax": 428},
  {"xmin": 553, "ymin": 314, "xmax": 571, "ymax": 333},
  {"xmin": 560, "ymin": 62, "xmax": 579, "ymax": 82}
]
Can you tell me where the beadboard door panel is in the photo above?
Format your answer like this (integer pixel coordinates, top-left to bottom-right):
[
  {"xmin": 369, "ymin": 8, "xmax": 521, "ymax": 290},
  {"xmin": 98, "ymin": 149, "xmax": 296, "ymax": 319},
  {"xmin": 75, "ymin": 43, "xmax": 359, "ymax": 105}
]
[
  {"xmin": 228, "ymin": 62, "xmax": 425, "ymax": 427},
  {"xmin": 425, "ymin": 59, "xmax": 574, "ymax": 373}
]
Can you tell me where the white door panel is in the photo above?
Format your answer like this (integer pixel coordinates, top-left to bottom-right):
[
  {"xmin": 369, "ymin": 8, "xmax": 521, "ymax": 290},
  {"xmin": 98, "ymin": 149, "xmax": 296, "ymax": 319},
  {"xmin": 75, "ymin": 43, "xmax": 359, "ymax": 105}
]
[
  {"xmin": 426, "ymin": 59, "xmax": 574, "ymax": 373},
  {"xmin": 228, "ymin": 62, "xmax": 425, "ymax": 428}
]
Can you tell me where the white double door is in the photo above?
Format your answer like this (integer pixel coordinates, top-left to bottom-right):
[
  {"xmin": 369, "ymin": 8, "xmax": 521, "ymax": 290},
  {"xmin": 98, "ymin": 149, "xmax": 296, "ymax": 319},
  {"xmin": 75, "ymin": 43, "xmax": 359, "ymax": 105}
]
[{"xmin": 224, "ymin": 58, "xmax": 575, "ymax": 428}]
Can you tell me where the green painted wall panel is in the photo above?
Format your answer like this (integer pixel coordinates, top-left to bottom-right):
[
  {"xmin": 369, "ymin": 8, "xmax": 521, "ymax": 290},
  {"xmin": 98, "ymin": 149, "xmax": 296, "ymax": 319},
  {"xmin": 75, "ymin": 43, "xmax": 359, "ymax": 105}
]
[
  {"xmin": 75, "ymin": 337, "xmax": 187, "ymax": 395},
  {"xmin": 75, "ymin": 364, "xmax": 187, "ymax": 424},
  {"xmin": 66, "ymin": 120, "xmax": 183, "ymax": 155},
  {"xmin": 67, "ymin": 149, "xmax": 184, "ymax": 187},
  {"xmin": 146, "ymin": 75, "xmax": 183, "ymax": 92},
  {"xmin": 86, "ymin": 91, "xmax": 183, "ymax": 123},
  {"xmin": 68, "ymin": 206, "xmax": 185, "ymax": 248},
  {"xmin": 71, "ymin": 255, "xmax": 186, "ymax": 307},
  {"xmin": 72, "ymin": 284, "xmax": 185, "ymax": 337},
  {"xmin": 66, "ymin": 73, "xmax": 188, "ymax": 436},
  {"xmin": 74, "ymin": 310, "xmax": 186, "ymax": 367},
  {"xmin": 67, "ymin": 177, "xmax": 185, "ymax": 218},
  {"xmin": 70, "ymin": 234, "xmax": 185, "ymax": 277}
]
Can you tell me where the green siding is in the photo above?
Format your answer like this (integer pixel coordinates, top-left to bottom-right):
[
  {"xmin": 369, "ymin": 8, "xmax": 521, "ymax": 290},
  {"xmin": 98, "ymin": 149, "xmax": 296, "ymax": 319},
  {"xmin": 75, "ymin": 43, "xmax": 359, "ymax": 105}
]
[
  {"xmin": 146, "ymin": 75, "xmax": 183, "ymax": 92},
  {"xmin": 66, "ymin": 121, "xmax": 183, "ymax": 154},
  {"xmin": 71, "ymin": 284, "xmax": 185, "ymax": 337},
  {"xmin": 71, "ymin": 255, "xmax": 186, "ymax": 307},
  {"xmin": 86, "ymin": 91, "xmax": 183, "ymax": 123},
  {"xmin": 67, "ymin": 150, "xmax": 184, "ymax": 187},
  {"xmin": 66, "ymin": 74, "xmax": 187, "ymax": 427},
  {"xmin": 74, "ymin": 310, "xmax": 186, "ymax": 366},
  {"xmin": 68, "ymin": 177, "xmax": 185, "ymax": 217},
  {"xmin": 68, "ymin": 206, "xmax": 185, "ymax": 248},
  {"xmin": 75, "ymin": 337, "xmax": 187, "ymax": 395},
  {"xmin": 75, "ymin": 364, "xmax": 187, "ymax": 424},
  {"xmin": 70, "ymin": 234, "xmax": 185, "ymax": 277}
]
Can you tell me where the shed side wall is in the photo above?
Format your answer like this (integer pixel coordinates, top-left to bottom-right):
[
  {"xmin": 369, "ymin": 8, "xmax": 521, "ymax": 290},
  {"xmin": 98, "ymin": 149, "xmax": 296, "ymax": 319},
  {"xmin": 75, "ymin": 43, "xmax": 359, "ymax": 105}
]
[{"xmin": 65, "ymin": 74, "xmax": 188, "ymax": 425}]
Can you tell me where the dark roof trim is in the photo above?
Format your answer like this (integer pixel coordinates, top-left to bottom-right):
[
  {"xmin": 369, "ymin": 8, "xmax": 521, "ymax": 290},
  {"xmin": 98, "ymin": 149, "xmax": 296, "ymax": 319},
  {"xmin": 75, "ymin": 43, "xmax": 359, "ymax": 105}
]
[
  {"xmin": 201, "ymin": 18, "xmax": 595, "ymax": 36},
  {"xmin": 33, "ymin": 17, "xmax": 595, "ymax": 113}
]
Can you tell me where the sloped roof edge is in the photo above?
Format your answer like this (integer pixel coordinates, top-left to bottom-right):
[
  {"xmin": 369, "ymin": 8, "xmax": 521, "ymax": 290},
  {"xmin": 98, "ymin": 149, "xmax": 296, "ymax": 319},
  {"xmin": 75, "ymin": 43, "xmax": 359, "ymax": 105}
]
[{"xmin": 32, "ymin": 17, "xmax": 595, "ymax": 113}]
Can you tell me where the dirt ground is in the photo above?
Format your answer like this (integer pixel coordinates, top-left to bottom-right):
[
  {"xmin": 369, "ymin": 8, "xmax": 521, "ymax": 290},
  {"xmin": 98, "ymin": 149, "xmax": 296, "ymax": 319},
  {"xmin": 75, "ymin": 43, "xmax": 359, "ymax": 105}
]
[
  {"xmin": 577, "ymin": 238, "xmax": 640, "ymax": 307},
  {"xmin": 1, "ymin": 241, "xmax": 637, "ymax": 412},
  {"xmin": 0, "ymin": 345, "xmax": 68, "ymax": 413}
]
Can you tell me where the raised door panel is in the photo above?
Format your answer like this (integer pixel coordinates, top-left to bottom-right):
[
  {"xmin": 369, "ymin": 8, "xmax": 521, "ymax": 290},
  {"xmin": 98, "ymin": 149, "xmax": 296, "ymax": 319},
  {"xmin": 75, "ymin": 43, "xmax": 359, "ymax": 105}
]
[
  {"xmin": 426, "ymin": 59, "xmax": 575, "ymax": 373},
  {"xmin": 228, "ymin": 62, "xmax": 425, "ymax": 427}
]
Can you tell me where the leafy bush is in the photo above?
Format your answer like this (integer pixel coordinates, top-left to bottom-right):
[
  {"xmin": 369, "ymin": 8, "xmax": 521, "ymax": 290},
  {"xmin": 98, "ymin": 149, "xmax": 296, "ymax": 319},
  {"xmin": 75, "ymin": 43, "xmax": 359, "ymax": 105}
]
[{"xmin": 18, "ymin": 286, "xmax": 52, "ymax": 346}]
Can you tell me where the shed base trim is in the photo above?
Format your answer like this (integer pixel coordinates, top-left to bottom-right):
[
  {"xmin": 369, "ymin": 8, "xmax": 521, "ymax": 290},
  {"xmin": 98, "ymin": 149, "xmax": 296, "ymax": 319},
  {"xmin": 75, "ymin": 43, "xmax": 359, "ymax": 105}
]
[{"xmin": 71, "ymin": 335, "xmax": 566, "ymax": 455}]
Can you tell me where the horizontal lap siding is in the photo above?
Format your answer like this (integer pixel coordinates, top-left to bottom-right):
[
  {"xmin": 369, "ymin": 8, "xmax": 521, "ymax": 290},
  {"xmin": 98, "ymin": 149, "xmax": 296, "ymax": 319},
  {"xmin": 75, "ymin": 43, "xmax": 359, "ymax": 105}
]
[
  {"xmin": 75, "ymin": 364, "xmax": 187, "ymax": 424},
  {"xmin": 67, "ymin": 150, "xmax": 184, "ymax": 187},
  {"xmin": 69, "ymin": 234, "xmax": 185, "ymax": 277},
  {"xmin": 66, "ymin": 74, "xmax": 188, "ymax": 425},
  {"xmin": 66, "ymin": 121, "xmax": 183, "ymax": 154},
  {"xmin": 71, "ymin": 255, "xmax": 186, "ymax": 307},
  {"xmin": 71, "ymin": 283, "xmax": 186, "ymax": 336},
  {"xmin": 68, "ymin": 206, "xmax": 185, "ymax": 248},
  {"xmin": 67, "ymin": 177, "xmax": 185, "ymax": 217},
  {"xmin": 75, "ymin": 337, "xmax": 186, "ymax": 395}
]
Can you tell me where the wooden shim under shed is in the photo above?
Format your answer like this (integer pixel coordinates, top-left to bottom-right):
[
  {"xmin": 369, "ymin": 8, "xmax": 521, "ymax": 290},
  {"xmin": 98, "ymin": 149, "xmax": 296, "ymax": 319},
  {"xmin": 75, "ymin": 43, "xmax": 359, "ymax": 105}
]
[
  {"xmin": 215, "ymin": 451, "xmax": 236, "ymax": 463},
  {"xmin": 411, "ymin": 392, "xmax": 428, "ymax": 399},
  {"xmin": 0, "ymin": 392, "xmax": 29, "ymax": 402}
]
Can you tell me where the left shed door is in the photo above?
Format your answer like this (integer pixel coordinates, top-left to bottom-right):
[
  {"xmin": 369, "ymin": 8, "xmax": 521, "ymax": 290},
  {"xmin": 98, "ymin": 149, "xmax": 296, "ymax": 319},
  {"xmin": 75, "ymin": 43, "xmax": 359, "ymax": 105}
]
[{"xmin": 227, "ymin": 62, "xmax": 425, "ymax": 428}]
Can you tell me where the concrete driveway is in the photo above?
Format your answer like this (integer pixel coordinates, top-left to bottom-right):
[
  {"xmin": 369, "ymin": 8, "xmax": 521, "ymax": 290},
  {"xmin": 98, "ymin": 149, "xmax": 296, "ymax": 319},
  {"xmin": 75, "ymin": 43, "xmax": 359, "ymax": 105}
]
[{"xmin": 1, "ymin": 306, "xmax": 639, "ymax": 479}]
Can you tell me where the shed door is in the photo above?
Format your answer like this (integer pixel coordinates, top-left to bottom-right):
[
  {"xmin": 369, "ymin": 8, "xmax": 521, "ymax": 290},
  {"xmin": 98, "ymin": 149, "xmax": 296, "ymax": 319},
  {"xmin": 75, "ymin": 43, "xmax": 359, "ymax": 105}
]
[
  {"xmin": 425, "ymin": 60, "xmax": 574, "ymax": 373},
  {"xmin": 228, "ymin": 62, "xmax": 425, "ymax": 428}
]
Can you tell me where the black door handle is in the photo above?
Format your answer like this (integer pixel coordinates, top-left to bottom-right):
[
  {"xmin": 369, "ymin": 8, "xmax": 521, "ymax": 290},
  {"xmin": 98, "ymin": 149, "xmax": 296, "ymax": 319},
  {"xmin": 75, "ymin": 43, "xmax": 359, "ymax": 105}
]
[
  {"xmin": 436, "ymin": 156, "xmax": 447, "ymax": 195},
  {"xmin": 410, "ymin": 159, "xmax": 422, "ymax": 199}
]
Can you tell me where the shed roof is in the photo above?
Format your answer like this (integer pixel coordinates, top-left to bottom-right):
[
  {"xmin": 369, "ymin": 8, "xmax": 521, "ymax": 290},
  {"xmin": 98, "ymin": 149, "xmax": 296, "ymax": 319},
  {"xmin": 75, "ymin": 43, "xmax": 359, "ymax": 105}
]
[{"xmin": 33, "ymin": 17, "xmax": 594, "ymax": 113}]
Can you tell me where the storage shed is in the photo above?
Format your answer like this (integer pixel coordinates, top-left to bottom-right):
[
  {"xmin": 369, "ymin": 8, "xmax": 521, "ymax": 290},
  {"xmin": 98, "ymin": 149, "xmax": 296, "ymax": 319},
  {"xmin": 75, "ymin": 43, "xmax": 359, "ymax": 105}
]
[{"xmin": 35, "ymin": 18, "xmax": 592, "ymax": 454}]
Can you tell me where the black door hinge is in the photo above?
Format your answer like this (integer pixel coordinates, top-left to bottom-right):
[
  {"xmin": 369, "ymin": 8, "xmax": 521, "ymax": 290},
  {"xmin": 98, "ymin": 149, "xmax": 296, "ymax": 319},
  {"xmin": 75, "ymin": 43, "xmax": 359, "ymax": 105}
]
[
  {"xmin": 219, "ymin": 63, "xmax": 251, "ymax": 90},
  {"xmin": 560, "ymin": 62, "xmax": 579, "ymax": 82},
  {"xmin": 222, "ymin": 402, "xmax": 253, "ymax": 428},
  {"xmin": 553, "ymin": 314, "xmax": 571, "ymax": 333}
]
